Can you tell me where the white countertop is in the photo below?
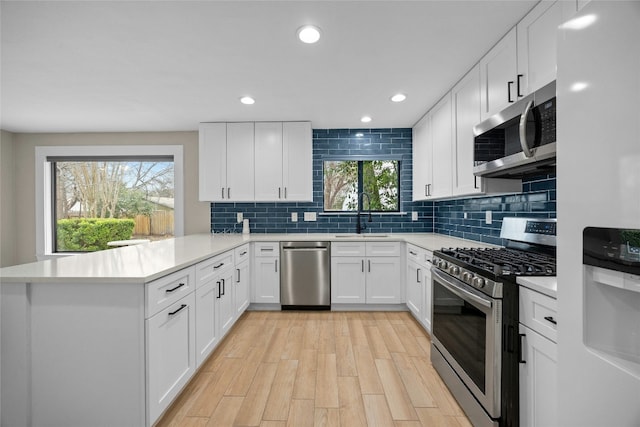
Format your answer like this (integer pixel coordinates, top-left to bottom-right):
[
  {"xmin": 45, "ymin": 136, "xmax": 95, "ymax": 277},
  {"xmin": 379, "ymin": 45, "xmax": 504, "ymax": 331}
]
[
  {"xmin": 0, "ymin": 232, "xmax": 494, "ymax": 284},
  {"xmin": 517, "ymin": 276, "xmax": 557, "ymax": 299}
]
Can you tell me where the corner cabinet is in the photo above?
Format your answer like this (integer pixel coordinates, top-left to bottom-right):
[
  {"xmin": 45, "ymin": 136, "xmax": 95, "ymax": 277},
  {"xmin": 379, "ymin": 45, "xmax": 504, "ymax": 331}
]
[{"xmin": 200, "ymin": 121, "xmax": 312, "ymax": 202}]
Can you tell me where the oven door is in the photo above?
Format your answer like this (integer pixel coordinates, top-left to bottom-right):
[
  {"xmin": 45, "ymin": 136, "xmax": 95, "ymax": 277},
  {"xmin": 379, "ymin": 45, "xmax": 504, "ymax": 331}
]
[{"xmin": 431, "ymin": 267, "xmax": 502, "ymax": 418}]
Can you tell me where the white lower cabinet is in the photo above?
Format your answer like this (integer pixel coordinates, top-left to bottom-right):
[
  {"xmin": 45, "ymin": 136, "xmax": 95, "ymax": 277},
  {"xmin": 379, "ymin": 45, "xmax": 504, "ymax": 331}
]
[
  {"xmin": 519, "ymin": 286, "xmax": 558, "ymax": 427},
  {"xmin": 331, "ymin": 242, "xmax": 401, "ymax": 304},
  {"xmin": 195, "ymin": 278, "xmax": 220, "ymax": 365},
  {"xmin": 235, "ymin": 259, "xmax": 250, "ymax": 314},
  {"xmin": 405, "ymin": 244, "xmax": 433, "ymax": 332},
  {"xmin": 331, "ymin": 257, "xmax": 367, "ymax": 303},
  {"xmin": 194, "ymin": 251, "xmax": 238, "ymax": 367},
  {"xmin": 147, "ymin": 292, "xmax": 196, "ymax": 424},
  {"xmin": 252, "ymin": 242, "xmax": 280, "ymax": 303}
]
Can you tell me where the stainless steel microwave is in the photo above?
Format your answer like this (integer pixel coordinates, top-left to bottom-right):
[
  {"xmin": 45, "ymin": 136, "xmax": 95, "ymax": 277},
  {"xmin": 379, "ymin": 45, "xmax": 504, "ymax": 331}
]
[{"xmin": 473, "ymin": 80, "xmax": 556, "ymax": 178}]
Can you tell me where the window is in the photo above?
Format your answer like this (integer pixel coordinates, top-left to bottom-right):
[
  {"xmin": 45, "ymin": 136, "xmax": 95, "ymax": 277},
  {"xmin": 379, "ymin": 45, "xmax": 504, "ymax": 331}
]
[
  {"xmin": 36, "ymin": 146, "xmax": 184, "ymax": 259},
  {"xmin": 323, "ymin": 160, "xmax": 399, "ymax": 212},
  {"xmin": 52, "ymin": 158, "xmax": 175, "ymax": 252}
]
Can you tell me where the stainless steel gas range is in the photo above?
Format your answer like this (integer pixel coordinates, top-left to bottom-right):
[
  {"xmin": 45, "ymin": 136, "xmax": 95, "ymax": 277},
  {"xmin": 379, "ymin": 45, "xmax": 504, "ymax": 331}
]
[{"xmin": 430, "ymin": 217, "xmax": 557, "ymax": 427}]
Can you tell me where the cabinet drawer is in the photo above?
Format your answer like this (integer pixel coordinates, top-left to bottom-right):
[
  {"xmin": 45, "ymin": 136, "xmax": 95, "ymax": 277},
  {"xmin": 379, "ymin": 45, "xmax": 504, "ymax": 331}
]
[
  {"xmin": 146, "ymin": 267, "xmax": 195, "ymax": 318},
  {"xmin": 519, "ymin": 286, "xmax": 558, "ymax": 342},
  {"xmin": 195, "ymin": 251, "xmax": 234, "ymax": 288},
  {"xmin": 234, "ymin": 244, "xmax": 250, "ymax": 264},
  {"xmin": 366, "ymin": 241, "xmax": 401, "ymax": 257},
  {"xmin": 253, "ymin": 242, "xmax": 279, "ymax": 257},
  {"xmin": 331, "ymin": 242, "xmax": 366, "ymax": 257},
  {"xmin": 406, "ymin": 244, "xmax": 423, "ymax": 262}
]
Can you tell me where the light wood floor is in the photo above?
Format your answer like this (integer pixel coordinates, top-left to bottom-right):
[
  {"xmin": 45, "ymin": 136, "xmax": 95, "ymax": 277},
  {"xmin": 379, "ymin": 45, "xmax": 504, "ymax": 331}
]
[{"xmin": 156, "ymin": 310, "xmax": 471, "ymax": 427}]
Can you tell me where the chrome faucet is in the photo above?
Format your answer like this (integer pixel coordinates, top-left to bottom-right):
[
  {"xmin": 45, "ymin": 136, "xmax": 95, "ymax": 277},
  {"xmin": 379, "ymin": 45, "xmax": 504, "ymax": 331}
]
[{"xmin": 356, "ymin": 192, "xmax": 372, "ymax": 234}]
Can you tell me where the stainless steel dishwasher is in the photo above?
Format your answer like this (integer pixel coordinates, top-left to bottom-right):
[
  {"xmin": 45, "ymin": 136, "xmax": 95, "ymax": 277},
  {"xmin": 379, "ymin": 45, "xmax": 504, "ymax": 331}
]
[{"xmin": 280, "ymin": 241, "xmax": 331, "ymax": 310}]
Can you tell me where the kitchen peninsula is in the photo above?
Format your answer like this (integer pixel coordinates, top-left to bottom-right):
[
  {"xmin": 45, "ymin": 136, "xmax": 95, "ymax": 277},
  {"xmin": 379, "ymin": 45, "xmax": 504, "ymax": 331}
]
[{"xmin": 0, "ymin": 232, "xmax": 488, "ymax": 427}]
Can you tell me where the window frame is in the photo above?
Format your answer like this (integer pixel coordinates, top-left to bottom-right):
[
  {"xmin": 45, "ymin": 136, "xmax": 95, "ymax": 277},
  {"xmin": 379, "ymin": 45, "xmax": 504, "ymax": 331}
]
[
  {"xmin": 322, "ymin": 157, "xmax": 401, "ymax": 213},
  {"xmin": 35, "ymin": 145, "xmax": 184, "ymax": 260}
]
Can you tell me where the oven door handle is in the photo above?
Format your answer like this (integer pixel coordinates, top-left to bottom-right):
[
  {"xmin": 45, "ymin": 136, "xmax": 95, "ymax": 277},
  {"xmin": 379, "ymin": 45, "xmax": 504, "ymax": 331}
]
[{"xmin": 431, "ymin": 268, "xmax": 493, "ymax": 309}]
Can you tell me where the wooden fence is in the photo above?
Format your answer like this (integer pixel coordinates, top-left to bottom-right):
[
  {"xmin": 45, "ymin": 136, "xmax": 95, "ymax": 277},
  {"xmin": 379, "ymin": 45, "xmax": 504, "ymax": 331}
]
[{"xmin": 133, "ymin": 211, "xmax": 174, "ymax": 236}]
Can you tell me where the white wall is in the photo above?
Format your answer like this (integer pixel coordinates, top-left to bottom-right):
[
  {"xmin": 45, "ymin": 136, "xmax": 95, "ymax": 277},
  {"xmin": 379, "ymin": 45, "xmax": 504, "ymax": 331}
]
[
  {"xmin": 0, "ymin": 131, "xmax": 16, "ymax": 268},
  {"xmin": 7, "ymin": 131, "xmax": 210, "ymax": 265}
]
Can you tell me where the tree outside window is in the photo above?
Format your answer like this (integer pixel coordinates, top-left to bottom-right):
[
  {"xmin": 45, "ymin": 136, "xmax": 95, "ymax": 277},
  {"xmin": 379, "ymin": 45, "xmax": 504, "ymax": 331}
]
[
  {"xmin": 53, "ymin": 159, "xmax": 174, "ymax": 252},
  {"xmin": 324, "ymin": 160, "xmax": 399, "ymax": 212}
]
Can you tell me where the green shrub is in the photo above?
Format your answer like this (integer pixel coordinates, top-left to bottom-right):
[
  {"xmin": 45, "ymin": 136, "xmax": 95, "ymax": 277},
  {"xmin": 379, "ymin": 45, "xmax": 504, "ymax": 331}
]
[{"xmin": 56, "ymin": 218, "xmax": 135, "ymax": 252}]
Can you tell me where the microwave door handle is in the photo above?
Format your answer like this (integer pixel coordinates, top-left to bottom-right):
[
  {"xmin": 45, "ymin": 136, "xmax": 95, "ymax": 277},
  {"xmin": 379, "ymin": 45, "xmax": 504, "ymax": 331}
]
[{"xmin": 519, "ymin": 99, "xmax": 535, "ymax": 158}]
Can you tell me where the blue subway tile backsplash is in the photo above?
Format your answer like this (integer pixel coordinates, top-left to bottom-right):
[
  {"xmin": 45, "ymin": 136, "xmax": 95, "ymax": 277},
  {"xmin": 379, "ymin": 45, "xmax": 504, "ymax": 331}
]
[{"xmin": 210, "ymin": 128, "xmax": 556, "ymax": 245}]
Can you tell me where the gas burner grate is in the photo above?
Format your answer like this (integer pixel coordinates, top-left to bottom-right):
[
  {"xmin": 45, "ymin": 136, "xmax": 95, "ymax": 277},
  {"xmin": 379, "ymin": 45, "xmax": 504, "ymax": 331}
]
[{"xmin": 441, "ymin": 247, "xmax": 556, "ymax": 276}]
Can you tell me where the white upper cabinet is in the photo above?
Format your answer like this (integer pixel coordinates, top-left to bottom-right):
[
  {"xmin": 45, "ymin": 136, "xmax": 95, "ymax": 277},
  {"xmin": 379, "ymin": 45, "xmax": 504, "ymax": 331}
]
[
  {"xmin": 199, "ymin": 122, "xmax": 254, "ymax": 202},
  {"xmin": 200, "ymin": 121, "xmax": 312, "ymax": 202},
  {"xmin": 453, "ymin": 66, "xmax": 481, "ymax": 196},
  {"xmin": 412, "ymin": 114, "xmax": 432, "ymax": 201},
  {"xmin": 429, "ymin": 93, "xmax": 454, "ymax": 199},
  {"xmin": 226, "ymin": 122, "xmax": 256, "ymax": 201},
  {"xmin": 453, "ymin": 66, "xmax": 521, "ymax": 197},
  {"xmin": 254, "ymin": 122, "xmax": 284, "ymax": 201},
  {"xmin": 480, "ymin": 27, "xmax": 518, "ymax": 121},
  {"xmin": 282, "ymin": 121, "xmax": 313, "ymax": 201},
  {"xmin": 198, "ymin": 123, "xmax": 227, "ymax": 202},
  {"xmin": 413, "ymin": 93, "xmax": 453, "ymax": 201},
  {"xmin": 479, "ymin": 1, "xmax": 574, "ymax": 122},
  {"xmin": 517, "ymin": 0, "xmax": 567, "ymax": 96}
]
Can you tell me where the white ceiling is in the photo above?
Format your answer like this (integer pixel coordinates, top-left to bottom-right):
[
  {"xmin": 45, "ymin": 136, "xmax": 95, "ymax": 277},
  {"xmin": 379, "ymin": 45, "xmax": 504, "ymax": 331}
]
[{"xmin": 1, "ymin": 1, "xmax": 538, "ymax": 133}]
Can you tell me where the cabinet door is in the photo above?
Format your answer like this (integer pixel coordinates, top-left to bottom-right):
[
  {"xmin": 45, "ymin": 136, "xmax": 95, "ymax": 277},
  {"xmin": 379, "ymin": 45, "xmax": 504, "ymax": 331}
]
[
  {"xmin": 517, "ymin": 0, "xmax": 565, "ymax": 95},
  {"xmin": 480, "ymin": 27, "xmax": 518, "ymax": 120},
  {"xmin": 366, "ymin": 257, "xmax": 401, "ymax": 304},
  {"xmin": 254, "ymin": 122, "xmax": 284, "ymax": 201},
  {"xmin": 331, "ymin": 257, "xmax": 366, "ymax": 304},
  {"xmin": 226, "ymin": 122, "xmax": 255, "ymax": 201},
  {"xmin": 406, "ymin": 260, "xmax": 423, "ymax": 318},
  {"xmin": 147, "ymin": 293, "xmax": 196, "ymax": 424},
  {"xmin": 519, "ymin": 324, "xmax": 558, "ymax": 427},
  {"xmin": 422, "ymin": 266, "xmax": 432, "ymax": 333},
  {"xmin": 282, "ymin": 121, "xmax": 313, "ymax": 201},
  {"xmin": 453, "ymin": 65, "xmax": 482, "ymax": 196},
  {"xmin": 195, "ymin": 279, "xmax": 219, "ymax": 367},
  {"xmin": 234, "ymin": 259, "xmax": 250, "ymax": 315},
  {"xmin": 198, "ymin": 123, "xmax": 226, "ymax": 201},
  {"xmin": 412, "ymin": 113, "xmax": 432, "ymax": 201},
  {"xmin": 429, "ymin": 93, "xmax": 453, "ymax": 199},
  {"xmin": 217, "ymin": 270, "xmax": 236, "ymax": 337},
  {"xmin": 253, "ymin": 256, "xmax": 280, "ymax": 303}
]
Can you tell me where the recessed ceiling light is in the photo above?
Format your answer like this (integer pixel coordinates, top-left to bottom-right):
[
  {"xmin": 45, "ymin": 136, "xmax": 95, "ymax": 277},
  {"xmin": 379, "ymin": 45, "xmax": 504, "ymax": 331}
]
[
  {"xmin": 391, "ymin": 93, "xmax": 407, "ymax": 103},
  {"xmin": 240, "ymin": 96, "xmax": 255, "ymax": 105},
  {"xmin": 297, "ymin": 25, "xmax": 321, "ymax": 44},
  {"xmin": 361, "ymin": 116, "xmax": 372, "ymax": 123}
]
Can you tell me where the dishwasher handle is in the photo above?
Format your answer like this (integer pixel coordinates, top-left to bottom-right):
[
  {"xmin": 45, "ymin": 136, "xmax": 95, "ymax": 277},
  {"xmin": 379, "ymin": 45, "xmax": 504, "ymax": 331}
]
[{"xmin": 282, "ymin": 246, "xmax": 329, "ymax": 251}]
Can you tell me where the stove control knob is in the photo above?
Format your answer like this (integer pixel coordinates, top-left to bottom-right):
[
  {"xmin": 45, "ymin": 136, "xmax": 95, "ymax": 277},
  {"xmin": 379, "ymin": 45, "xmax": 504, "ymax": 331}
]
[
  {"xmin": 449, "ymin": 266, "xmax": 460, "ymax": 275},
  {"xmin": 462, "ymin": 272, "xmax": 473, "ymax": 283},
  {"xmin": 473, "ymin": 277, "xmax": 486, "ymax": 288},
  {"xmin": 439, "ymin": 260, "xmax": 448, "ymax": 270}
]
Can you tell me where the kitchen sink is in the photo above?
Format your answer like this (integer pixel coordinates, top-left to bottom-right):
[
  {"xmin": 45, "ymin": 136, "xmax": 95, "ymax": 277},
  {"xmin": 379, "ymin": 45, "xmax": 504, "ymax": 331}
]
[{"xmin": 334, "ymin": 234, "xmax": 388, "ymax": 238}]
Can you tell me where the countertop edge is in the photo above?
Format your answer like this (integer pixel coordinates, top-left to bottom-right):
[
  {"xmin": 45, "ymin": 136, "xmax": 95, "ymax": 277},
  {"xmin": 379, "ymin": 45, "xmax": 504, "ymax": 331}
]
[{"xmin": 0, "ymin": 233, "xmax": 495, "ymax": 284}]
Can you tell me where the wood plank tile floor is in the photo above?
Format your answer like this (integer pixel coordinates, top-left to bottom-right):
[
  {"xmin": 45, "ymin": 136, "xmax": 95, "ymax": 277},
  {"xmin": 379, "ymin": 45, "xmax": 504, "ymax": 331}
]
[{"xmin": 156, "ymin": 311, "xmax": 471, "ymax": 427}]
